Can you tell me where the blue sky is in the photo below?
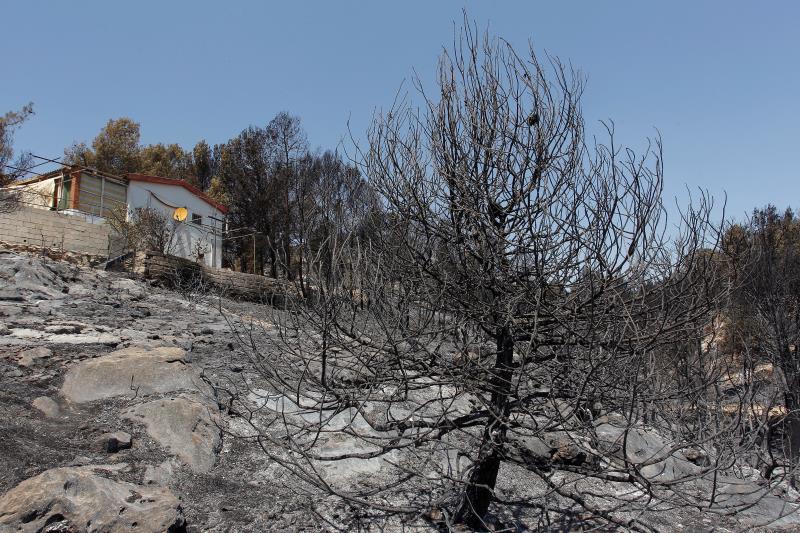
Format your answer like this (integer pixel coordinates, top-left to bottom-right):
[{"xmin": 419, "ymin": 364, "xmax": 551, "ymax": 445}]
[{"xmin": 2, "ymin": 1, "xmax": 798, "ymax": 221}]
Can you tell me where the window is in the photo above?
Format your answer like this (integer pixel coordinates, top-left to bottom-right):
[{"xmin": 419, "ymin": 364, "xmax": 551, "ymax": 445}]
[{"xmin": 191, "ymin": 213, "xmax": 202, "ymax": 225}]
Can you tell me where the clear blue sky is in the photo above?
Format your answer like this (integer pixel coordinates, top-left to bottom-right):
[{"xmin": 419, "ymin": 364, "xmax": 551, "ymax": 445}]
[{"xmin": 2, "ymin": 1, "xmax": 798, "ymax": 221}]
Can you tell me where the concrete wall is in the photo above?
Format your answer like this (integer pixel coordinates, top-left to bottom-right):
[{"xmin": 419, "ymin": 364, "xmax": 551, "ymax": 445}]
[
  {"xmin": 0, "ymin": 205, "xmax": 112, "ymax": 257},
  {"xmin": 128, "ymin": 182, "xmax": 225, "ymax": 268}
]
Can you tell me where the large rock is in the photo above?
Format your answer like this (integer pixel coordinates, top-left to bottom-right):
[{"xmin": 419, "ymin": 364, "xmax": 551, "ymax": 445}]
[
  {"xmin": 123, "ymin": 394, "xmax": 221, "ymax": 472},
  {"xmin": 0, "ymin": 467, "xmax": 185, "ymax": 533},
  {"xmin": 31, "ymin": 396, "xmax": 61, "ymax": 418},
  {"xmin": 595, "ymin": 423, "xmax": 701, "ymax": 482},
  {"xmin": 61, "ymin": 346, "xmax": 212, "ymax": 403}
]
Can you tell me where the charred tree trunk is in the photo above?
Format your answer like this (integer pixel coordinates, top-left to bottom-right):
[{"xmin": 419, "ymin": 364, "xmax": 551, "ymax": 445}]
[
  {"xmin": 268, "ymin": 246, "xmax": 278, "ymax": 279},
  {"xmin": 453, "ymin": 326, "xmax": 514, "ymax": 527}
]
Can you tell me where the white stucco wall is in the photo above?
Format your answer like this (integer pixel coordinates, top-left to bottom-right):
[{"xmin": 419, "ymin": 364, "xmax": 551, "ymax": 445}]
[{"xmin": 126, "ymin": 181, "xmax": 225, "ymax": 268}]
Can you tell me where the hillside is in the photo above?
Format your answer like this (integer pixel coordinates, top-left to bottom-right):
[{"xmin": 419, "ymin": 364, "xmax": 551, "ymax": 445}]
[{"xmin": 0, "ymin": 249, "xmax": 799, "ymax": 532}]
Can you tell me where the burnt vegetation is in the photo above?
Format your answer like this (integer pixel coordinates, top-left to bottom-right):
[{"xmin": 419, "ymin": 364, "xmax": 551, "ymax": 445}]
[
  {"xmin": 213, "ymin": 21, "xmax": 800, "ymax": 532},
  {"xmin": 4, "ymin": 16, "xmax": 800, "ymax": 533}
]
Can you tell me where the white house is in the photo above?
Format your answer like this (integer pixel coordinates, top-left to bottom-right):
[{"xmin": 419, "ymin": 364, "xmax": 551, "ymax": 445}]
[{"xmin": 13, "ymin": 166, "xmax": 228, "ymax": 268}]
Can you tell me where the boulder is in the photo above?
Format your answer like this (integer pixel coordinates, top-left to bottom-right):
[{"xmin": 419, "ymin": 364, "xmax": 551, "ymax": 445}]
[
  {"xmin": 545, "ymin": 432, "xmax": 594, "ymax": 466},
  {"xmin": 16, "ymin": 346, "xmax": 52, "ymax": 368},
  {"xmin": 31, "ymin": 396, "xmax": 61, "ymax": 418},
  {"xmin": 123, "ymin": 394, "xmax": 221, "ymax": 472},
  {"xmin": 314, "ymin": 432, "xmax": 399, "ymax": 488},
  {"xmin": 510, "ymin": 435, "xmax": 553, "ymax": 466},
  {"xmin": 96, "ymin": 431, "xmax": 132, "ymax": 453},
  {"xmin": 61, "ymin": 346, "xmax": 212, "ymax": 403},
  {"xmin": 595, "ymin": 423, "xmax": 701, "ymax": 482},
  {"xmin": 0, "ymin": 467, "xmax": 185, "ymax": 533}
]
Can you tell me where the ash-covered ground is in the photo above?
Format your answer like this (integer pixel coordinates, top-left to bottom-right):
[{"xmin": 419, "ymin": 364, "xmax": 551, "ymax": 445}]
[
  {"xmin": 0, "ymin": 250, "xmax": 361, "ymax": 532},
  {"xmin": 1, "ymin": 249, "xmax": 799, "ymax": 532}
]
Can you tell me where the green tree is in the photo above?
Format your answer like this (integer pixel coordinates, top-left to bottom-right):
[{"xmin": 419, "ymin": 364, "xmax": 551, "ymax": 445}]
[
  {"xmin": 205, "ymin": 175, "xmax": 228, "ymax": 205},
  {"xmin": 139, "ymin": 143, "xmax": 191, "ymax": 180},
  {"xmin": 64, "ymin": 117, "xmax": 142, "ymax": 176}
]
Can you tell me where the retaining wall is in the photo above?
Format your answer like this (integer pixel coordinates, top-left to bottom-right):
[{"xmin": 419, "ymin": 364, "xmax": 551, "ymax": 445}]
[
  {"xmin": 135, "ymin": 250, "xmax": 299, "ymax": 305},
  {"xmin": 0, "ymin": 206, "xmax": 112, "ymax": 257}
]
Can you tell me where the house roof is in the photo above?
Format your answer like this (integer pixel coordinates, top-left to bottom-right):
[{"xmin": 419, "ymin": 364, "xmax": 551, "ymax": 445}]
[
  {"xmin": 11, "ymin": 165, "xmax": 229, "ymax": 215},
  {"xmin": 127, "ymin": 173, "xmax": 229, "ymax": 214},
  {"xmin": 13, "ymin": 165, "xmax": 127, "ymax": 187}
]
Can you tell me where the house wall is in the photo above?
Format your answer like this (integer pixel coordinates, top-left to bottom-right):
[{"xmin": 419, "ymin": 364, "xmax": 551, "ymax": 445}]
[
  {"xmin": 77, "ymin": 173, "xmax": 127, "ymax": 218},
  {"xmin": 0, "ymin": 205, "xmax": 112, "ymax": 257},
  {"xmin": 127, "ymin": 181, "xmax": 225, "ymax": 268},
  {"xmin": 10, "ymin": 178, "xmax": 56, "ymax": 209}
]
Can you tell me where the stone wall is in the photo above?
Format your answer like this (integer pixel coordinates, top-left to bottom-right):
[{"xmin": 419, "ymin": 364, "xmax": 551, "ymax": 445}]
[
  {"xmin": 135, "ymin": 250, "xmax": 299, "ymax": 305},
  {"xmin": 0, "ymin": 206, "xmax": 112, "ymax": 258}
]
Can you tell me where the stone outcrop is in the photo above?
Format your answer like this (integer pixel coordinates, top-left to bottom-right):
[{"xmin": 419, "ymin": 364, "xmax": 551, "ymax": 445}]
[
  {"xmin": 61, "ymin": 346, "xmax": 212, "ymax": 403},
  {"xmin": 124, "ymin": 394, "xmax": 221, "ymax": 472},
  {"xmin": 0, "ymin": 467, "xmax": 185, "ymax": 533}
]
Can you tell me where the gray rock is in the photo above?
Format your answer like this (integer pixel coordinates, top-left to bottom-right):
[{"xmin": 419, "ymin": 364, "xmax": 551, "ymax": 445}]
[
  {"xmin": 4, "ymin": 368, "xmax": 23, "ymax": 378},
  {"xmin": 0, "ymin": 322, "xmax": 8, "ymax": 335},
  {"xmin": 0, "ymin": 466, "xmax": 185, "ymax": 533},
  {"xmin": 512, "ymin": 435, "xmax": 554, "ymax": 465},
  {"xmin": 31, "ymin": 396, "xmax": 61, "ymax": 418},
  {"xmin": 682, "ymin": 447, "xmax": 711, "ymax": 467},
  {"xmin": 48, "ymin": 331, "xmax": 121, "ymax": 345},
  {"xmin": 124, "ymin": 394, "xmax": 221, "ymax": 472},
  {"xmin": 0, "ymin": 288, "xmax": 23, "ymax": 301},
  {"xmin": 16, "ymin": 346, "xmax": 52, "ymax": 367},
  {"xmin": 61, "ymin": 345, "xmax": 212, "ymax": 403},
  {"xmin": 109, "ymin": 278, "xmax": 146, "ymax": 299},
  {"xmin": 143, "ymin": 459, "xmax": 178, "ymax": 486},
  {"xmin": 69, "ymin": 455, "xmax": 93, "ymax": 466},
  {"xmin": 97, "ymin": 431, "xmax": 132, "ymax": 453},
  {"xmin": 314, "ymin": 432, "xmax": 398, "ymax": 487},
  {"xmin": 0, "ymin": 303, "xmax": 22, "ymax": 318},
  {"xmin": 545, "ymin": 432, "xmax": 593, "ymax": 466},
  {"xmin": 595, "ymin": 423, "xmax": 700, "ymax": 482},
  {"xmin": 44, "ymin": 324, "xmax": 82, "ymax": 334}
]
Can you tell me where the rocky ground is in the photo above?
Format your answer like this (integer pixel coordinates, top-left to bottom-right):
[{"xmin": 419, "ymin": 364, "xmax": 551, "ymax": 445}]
[
  {"xmin": 1, "ymin": 249, "xmax": 800, "ymax": 532},
  {"xmin": 0, "ymin": 250, "xmax": 358, "ymax": 532}
]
